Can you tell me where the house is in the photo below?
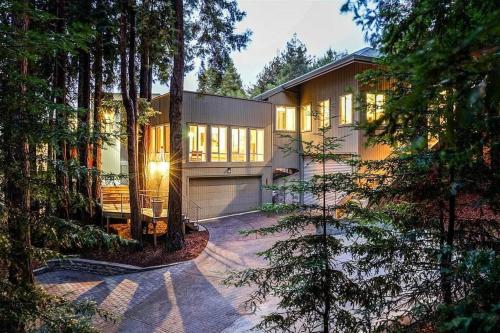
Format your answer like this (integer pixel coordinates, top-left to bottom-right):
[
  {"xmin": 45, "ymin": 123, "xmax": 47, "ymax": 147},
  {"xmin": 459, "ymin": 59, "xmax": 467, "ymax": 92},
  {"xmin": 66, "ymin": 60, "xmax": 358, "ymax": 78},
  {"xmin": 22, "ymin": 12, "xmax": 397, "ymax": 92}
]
[{"xmin": 141, "ymin": 47, "xmax": 390, "ymax": 220}]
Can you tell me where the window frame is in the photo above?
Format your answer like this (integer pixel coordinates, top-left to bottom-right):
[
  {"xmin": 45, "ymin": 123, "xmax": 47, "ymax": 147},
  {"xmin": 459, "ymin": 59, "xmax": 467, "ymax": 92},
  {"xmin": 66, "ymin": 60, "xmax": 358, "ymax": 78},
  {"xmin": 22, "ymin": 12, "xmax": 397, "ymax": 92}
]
[
  {"xmin": 188, "ymin": 123, "xmax": 207, "ymax": 162},
  {"xmin": 300, "ymin": 104, "xmax": 312, "ymax": 132},
  {"xmin": 339, "ymin": 94, "xmax": 354, "ymax": 126},
  {"xmin": 366, "ymin": 93, "xmax": 385, "ymax": 122},
  {"xmin": 249, "ymin": 128, "xmax": 265, "ymax": 162},
  {"xmin": 231, "ymin": 127, "xmax": 248, "ymax": 162},
  {"xmin": 318, "ymin": 99, "xmax": 331, "ymax": 128},
  {"xmin": 210, "ymin": 125, "xmax": 228, "ymax": 162},
  {"xmin": 275, "ymin": 105, "xmax": 296, "ymax": 131}
]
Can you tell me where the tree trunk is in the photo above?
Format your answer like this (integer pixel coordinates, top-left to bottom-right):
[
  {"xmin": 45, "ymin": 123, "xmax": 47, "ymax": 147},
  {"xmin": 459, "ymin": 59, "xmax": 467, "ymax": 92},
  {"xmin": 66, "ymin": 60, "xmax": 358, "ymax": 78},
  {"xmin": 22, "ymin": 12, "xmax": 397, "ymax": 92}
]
[
  {"xmin": 92, "ymin": 0, "xmax": 104, "ymax": 208},
  {"xmin": 77, "ymin": 11, "xmax": 92, "ymax": 222},
  {"xmin": 5, "ymin": 3, "xmax": 33, "ymax": 331},
  {"xmin": 54, "ymin": 0, "xmax": 69, "ymax": 219},
  {"xmin": 166, "ymin": 0, "xmax": 185, "ymax": 251},
  {"xmin": 120, "ymin": 0, "xmax": 142, "ymax": 243},
  {"xmin": 138, "ymin": 28, "xmax": 150, "ymax": 192}
]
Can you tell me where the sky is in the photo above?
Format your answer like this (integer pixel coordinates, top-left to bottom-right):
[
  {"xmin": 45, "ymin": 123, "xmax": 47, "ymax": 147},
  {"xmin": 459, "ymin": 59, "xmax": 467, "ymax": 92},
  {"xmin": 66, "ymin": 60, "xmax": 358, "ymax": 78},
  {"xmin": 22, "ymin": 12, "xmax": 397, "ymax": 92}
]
[{"xmin": 152, "ymin": 0, "xmax": 368, "ymax": 94}]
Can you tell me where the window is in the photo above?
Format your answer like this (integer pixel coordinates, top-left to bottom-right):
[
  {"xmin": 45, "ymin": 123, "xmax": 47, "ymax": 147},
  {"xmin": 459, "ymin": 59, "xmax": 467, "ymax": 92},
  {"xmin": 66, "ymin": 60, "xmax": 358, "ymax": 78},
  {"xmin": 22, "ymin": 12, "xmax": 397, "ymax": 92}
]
[
  {"xmin": 188, "ymin": 124, "xmax": 207, "ymax": 162},
  {"xmin": 276, "ymin": 106, "xmax": 296, "ymax": 131},
  {"xmin": 340, "ymin": 94, "xmax": 353, "ymax": 125},
  {"xmin": 319, "ymin": 99, "xmax": 330, "ymax": 128},
  {"xmin": 250, "ymin": 129, "xmax": 265, "ymax": 162},
  {"xmin": 231, "ymin": 128, "xmax": 247, "ymax": 162},
  {"xmin": 155, "ymin": 126, "xmax": 163, "ymax": 153},
  {"xmin": 150, "ymin": 125, "xmax": 169, "ymax": 161},
  {"xmin": 301, "ymin": 105, "xmax": 312, "ymax": 132},
  {"xmin": 366, "ymin": 93, "xmax": 385, "ymax": 122},
  {"xmin": 211, "ymin": 126, "xmax": 227, "ymax": 162}
]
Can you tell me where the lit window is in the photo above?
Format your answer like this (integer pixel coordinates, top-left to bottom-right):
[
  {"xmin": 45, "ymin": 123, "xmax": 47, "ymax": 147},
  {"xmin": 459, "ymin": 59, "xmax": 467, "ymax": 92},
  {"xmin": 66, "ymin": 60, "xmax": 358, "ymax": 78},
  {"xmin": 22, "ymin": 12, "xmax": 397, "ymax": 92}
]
[
  {"xmin": 319, "ymin": 99, "xmax": 330, "ymax": 128},
  {"xmin": 211, "ymin": 126, "xmax": 227, "ymax": 162},
  {"xmin": 340, "ymin": 94, "xmax": 353, "ymax": 125},
  {"xmin": 231, "ymin": 128, "xmax": 247, "ymax": 162},
  {"xmin": 367, "ymin": 93, "xmax": 384, "ymax": 122},
  {"xmin": 301, "ymin": 105, "xmax": 312, "ymax": 132},
  {"xmin": 250, "ymin": 129, "xmax": 264, "ymax": 162},
  {"xmin": 276, "ymin": 106, "xmax": 296, "ymax": 131},
  {"xmin": 151, "ymin": 125, "xmax": 169, "ymax": 160},
  {"xmin": 188, "ymin": 124, "xmax": 207, "ymax": 162}
]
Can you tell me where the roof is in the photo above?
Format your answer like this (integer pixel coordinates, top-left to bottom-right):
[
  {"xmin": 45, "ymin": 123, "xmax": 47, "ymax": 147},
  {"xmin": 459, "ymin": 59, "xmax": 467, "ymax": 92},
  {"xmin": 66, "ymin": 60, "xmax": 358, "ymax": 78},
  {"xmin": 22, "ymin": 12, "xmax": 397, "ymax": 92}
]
[
  {"xmin": 151, "ymin": 90, "xmax": 271, "ymax": 104},
  {"xmin": 253, "ymin": 47, "xmax": 380, "ymax": 101}
]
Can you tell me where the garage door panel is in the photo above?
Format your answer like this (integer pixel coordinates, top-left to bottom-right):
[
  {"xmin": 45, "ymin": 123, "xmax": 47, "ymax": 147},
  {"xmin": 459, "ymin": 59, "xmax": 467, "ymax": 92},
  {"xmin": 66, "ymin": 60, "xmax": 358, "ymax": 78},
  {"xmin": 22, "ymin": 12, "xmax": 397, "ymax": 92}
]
[{"xmin": 189, "ymin": 176, "xmax": 262, "ymax": 219}]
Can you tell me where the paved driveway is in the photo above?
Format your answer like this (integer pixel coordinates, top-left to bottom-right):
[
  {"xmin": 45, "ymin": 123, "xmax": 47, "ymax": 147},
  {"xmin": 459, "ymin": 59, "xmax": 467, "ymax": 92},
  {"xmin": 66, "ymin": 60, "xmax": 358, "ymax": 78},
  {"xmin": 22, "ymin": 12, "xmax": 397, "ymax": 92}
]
[{"xmin": 38, "ymin": 213, "xmax": 291, "ymax": 333}]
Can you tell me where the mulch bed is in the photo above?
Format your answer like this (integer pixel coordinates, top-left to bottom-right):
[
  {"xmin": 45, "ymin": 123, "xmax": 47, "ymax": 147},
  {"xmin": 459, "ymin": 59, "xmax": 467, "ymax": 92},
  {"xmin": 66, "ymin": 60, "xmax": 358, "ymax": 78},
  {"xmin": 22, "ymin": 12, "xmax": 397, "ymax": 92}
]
[{"xmin": 83, "ymin": 230, "xmax": 209, "ymax": 267}]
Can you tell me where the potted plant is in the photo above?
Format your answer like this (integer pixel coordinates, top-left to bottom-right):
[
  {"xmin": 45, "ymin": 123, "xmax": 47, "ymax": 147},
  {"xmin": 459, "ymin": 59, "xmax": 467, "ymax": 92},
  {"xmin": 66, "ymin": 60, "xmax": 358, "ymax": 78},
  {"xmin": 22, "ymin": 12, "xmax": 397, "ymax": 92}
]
[{"xmin": 151, "ymin": 174, "xmax": 164, "ymax": 218}]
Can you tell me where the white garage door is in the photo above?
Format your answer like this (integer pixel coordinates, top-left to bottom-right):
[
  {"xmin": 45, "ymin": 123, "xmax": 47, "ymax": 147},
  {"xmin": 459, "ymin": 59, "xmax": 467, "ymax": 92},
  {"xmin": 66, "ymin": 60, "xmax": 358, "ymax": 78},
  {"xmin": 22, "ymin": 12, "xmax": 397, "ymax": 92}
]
[
  {"xmin": 303, "ymin": 157, "xmax": 353, "ymax": 207},
  {"xmin": 189, "ymin": 176, "xmax": 262, "ymax": 219}
]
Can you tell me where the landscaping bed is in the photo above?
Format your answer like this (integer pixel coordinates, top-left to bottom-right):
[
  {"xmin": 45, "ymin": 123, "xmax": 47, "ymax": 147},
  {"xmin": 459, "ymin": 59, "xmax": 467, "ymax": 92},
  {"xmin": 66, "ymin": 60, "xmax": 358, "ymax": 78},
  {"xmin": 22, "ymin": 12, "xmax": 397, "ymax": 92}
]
[{"xmin": 83, "ymin": 229, "xmax": 209, "ymax": 267}]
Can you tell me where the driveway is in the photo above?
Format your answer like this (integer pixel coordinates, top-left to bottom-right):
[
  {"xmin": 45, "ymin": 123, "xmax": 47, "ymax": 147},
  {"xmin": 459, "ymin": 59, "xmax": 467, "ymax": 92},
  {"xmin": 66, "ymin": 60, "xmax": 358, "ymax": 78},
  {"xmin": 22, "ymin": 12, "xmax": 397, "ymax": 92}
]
[{"xmin": 38, "ymin": 213, "xmax": 291, "ymax": 333}]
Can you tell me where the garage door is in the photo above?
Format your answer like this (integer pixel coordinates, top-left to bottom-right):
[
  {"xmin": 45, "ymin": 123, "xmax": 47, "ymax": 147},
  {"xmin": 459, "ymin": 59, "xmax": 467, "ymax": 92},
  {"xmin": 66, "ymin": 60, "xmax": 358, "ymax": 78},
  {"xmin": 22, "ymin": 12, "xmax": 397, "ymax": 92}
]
[
  {"xmin": 189, "ymin": 176, "xmax": 262, "ymax": 219},
  {"xmin": 303, "ymin": 157, "xmax": 353, "ymax": 207}
]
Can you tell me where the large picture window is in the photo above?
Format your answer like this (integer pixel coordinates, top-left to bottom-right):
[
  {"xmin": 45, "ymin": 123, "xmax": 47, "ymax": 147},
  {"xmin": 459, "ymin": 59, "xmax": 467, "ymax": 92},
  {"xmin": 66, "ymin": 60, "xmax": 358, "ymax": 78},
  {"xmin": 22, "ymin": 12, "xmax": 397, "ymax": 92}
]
[
  {"xmin": 340, "ymin": 94, "xmax": 353, "ymax": 125},
  {"xmin": 188, "ymin": 124, "xmax": 207, "ymax": 162},
  {"xmin": 366, "ymin": 93, "xmax": 385, "ymax": 122},
  {"xmin": 319, "ymin": 99, "xmax": 330, "ymax": 128},
  {"xmin": 231, "ymin": 128, "xmax": 247, "ymax": 162},
  {"xmin": 211, "ymin": 126, "xmax": 227, "ymax": 162},
  {"xmin": 250, "ymin": 129, "xmax": 265, "ymax": 162},
  {"xmin": 276, "ymin": 106, "xmax": 296, "ymax": 131},
  {"xmin": 301, "ymin": 105, "xmax": 312, "ymax": 132}
]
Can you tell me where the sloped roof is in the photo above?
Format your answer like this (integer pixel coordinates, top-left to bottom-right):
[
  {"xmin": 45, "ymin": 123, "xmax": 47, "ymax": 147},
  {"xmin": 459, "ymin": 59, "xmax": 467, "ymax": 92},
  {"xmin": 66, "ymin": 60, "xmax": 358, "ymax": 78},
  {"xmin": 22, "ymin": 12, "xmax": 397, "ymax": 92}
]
[{"xmin": 253, "ymin": 47, "xmax": 380, "ymax": 101}]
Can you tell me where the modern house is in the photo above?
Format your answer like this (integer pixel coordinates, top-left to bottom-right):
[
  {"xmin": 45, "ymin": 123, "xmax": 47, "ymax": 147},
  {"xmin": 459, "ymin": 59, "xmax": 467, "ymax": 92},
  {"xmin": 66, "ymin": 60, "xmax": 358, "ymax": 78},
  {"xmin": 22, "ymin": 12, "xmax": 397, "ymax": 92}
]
[
  {"xmin": 99, "ymin": 47, "xmax": 388, "ymax": 221},
  {"xmin": 138, "ymin": 47, "xmax": 390, "ymax": 220}
]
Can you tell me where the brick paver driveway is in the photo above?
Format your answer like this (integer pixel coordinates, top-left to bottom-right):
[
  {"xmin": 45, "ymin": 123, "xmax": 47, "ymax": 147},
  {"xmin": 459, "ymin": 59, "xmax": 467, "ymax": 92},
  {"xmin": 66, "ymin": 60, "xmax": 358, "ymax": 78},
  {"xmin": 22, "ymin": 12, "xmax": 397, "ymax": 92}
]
[{"xmin": 38, "ymin": 213, "xmax": 289, "ymax": 333}]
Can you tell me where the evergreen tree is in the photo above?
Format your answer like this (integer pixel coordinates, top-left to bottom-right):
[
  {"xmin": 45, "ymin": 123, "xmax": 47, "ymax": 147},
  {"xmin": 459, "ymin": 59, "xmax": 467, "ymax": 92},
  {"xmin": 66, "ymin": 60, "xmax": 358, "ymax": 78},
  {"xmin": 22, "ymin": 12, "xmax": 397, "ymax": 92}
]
[
  {"xmin": 312, "ymin": 47, "xmax": 348, "ymax": 69},
  {"xmin": 0, "ymin": 1, "xmax": 130, "ymax": 331},
  {"xmin": 197, "ymin": 59, "xmax": 247, "ymax": 98}
]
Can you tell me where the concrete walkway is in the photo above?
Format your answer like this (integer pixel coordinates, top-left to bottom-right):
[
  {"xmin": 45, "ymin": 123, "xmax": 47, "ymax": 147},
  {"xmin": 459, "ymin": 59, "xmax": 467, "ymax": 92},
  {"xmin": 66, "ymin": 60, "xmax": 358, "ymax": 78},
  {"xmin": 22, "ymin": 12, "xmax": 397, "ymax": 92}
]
[{"xmin": 38, "ymin": 212, "xmax": 295, "ymax": 333}]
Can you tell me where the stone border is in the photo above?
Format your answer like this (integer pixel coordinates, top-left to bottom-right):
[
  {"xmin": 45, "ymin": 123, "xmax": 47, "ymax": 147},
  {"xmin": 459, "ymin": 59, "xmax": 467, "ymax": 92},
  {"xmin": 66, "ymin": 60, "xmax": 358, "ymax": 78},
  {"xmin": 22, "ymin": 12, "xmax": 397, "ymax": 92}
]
[
  {"xmin": 34, "ymin": 258, "xmax": 181, "ymax": 276},
  {"xmin": 35, "ymin": 224, "xmax": 208, "ymax": 276}
]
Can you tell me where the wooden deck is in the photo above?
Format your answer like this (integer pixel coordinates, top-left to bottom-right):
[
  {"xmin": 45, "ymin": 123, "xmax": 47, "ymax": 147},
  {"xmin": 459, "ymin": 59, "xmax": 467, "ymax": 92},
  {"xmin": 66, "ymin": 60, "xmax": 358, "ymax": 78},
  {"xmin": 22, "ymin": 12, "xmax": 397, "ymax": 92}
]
[{"xmin": 102, "ymin": 203, "xmax": 168, "ymax": 222}]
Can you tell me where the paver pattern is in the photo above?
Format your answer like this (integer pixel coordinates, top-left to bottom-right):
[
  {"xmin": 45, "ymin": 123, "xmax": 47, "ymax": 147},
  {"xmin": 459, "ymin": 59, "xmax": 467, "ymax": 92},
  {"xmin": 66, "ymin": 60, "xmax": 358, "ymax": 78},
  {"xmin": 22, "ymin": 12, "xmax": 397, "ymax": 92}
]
[{"xmin": 38, "ymin": 213, "xmax": 302, "ymax": 333}]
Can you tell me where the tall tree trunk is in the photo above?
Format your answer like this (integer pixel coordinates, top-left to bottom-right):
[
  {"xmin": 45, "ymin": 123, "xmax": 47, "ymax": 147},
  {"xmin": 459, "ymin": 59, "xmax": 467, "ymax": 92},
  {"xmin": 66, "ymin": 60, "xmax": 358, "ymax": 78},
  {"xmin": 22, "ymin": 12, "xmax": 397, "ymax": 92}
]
[
  {"xmin": 138, "ymin": 29, "xmax": 150, "ymax": 192},
  {"xmin": 92, "ymin": 0, "xmax": 104, "ymax": 210},
  {"xmin": 120, "ymin": 0, "xmax": 142, "ymax": 243},
  {"xmin": 166, "ymin": 0, "xmax": 185, "ymax": 251},
  {"xmin": 54, "ymin": 0, "xmax": 69, "ymax": 219},
  {"xmin": 6, "ymin": 3, "xmax": 33, "ymax": 331},
  {"xmin": 77, "ymin": 5, "xmax": 92, "ymax": 222}
]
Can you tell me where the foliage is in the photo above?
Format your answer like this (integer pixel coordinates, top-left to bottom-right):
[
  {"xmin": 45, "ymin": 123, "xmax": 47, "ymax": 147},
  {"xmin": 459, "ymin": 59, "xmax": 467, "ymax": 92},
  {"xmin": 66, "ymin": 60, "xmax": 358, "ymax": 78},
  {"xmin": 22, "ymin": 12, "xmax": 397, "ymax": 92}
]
[
  {"xmin": 197, "ymin": 59, "xmax": 247, "ymax": 98},
  {"xmin": 248, "ymin": 34, "xmax": 347, "ymax": 97}
]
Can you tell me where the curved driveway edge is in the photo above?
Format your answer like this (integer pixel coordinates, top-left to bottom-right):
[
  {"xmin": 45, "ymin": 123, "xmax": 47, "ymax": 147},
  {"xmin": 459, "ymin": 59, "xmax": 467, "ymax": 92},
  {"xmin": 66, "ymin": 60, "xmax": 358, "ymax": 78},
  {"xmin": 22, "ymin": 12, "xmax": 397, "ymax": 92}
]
[{"xmin": 38, "ymin": 212, "xmax": 290, "ymax": 333}]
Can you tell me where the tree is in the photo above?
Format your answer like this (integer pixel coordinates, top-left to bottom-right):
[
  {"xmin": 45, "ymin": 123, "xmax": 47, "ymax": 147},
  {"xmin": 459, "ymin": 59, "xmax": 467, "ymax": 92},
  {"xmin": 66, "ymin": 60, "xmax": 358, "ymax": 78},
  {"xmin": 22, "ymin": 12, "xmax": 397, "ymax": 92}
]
[
  {"xmin": 166, "ymin": 0, "xmax": 251, "ymax": 251},
  {"xmin": 248, "ymin": 35, "xmax": 346, "ymax": 97},
  {"xmin": 197, "ymin": 59, "xmax": 247, "ymax": 98},
  {"xmin": 0, "ymin": 1, "xmax": 130, "ymax": 330},
  {"xmin": 119, "ymin": 0, "xmax": 142, "ymax": 243},
  {"xmin": 311, "ymin": 47, "xmax": 347, "ymax": 69},
  {"xmin": 225, "ymin": 113, "xmax": 370, "ymax": 332}
]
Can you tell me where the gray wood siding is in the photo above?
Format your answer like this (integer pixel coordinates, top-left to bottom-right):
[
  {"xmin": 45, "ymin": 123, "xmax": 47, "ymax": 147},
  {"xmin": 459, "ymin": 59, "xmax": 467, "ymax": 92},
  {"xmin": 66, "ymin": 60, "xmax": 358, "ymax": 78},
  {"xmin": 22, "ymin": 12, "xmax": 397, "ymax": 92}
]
[
  {"xmin": 150, "ymin": 91, "xmax": 273, "ymax": 168},
  {"xmin": 299, "ymin": 63, "xmax": 361, "ymax": 154},
  {"xmin": 267, "ymin": 91, "xmax": 300, "ymax": 170}
]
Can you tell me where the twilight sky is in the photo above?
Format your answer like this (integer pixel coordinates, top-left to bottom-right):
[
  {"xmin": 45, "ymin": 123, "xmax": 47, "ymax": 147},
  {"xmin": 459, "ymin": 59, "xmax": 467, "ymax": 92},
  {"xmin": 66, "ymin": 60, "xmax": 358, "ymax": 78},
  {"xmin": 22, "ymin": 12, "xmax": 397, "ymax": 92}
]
[{"xmin": 152, "ymin": 0, "xmax": 368, "ymax": 94}]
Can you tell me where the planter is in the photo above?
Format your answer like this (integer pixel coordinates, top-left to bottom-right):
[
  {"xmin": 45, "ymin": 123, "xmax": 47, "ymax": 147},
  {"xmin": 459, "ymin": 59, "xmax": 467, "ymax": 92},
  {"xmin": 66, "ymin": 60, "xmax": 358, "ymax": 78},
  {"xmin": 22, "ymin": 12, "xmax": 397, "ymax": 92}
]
[{"xmin": 151, "ymin": 198, "xmax": 164, "ymax": 217}]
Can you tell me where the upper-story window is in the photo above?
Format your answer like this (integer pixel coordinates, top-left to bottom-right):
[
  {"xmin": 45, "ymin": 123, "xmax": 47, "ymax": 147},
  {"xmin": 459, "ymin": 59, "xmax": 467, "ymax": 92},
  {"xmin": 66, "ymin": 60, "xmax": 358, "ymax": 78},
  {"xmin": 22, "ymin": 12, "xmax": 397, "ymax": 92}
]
[
  {"xmin": 300, "ymin": 105, "xmax": 312, "ymax": 132},
  {"xmin": 211, "ymin": 126, "xmax": 228, "ymax": 162},
  {"xmin": 151, "ymin": 125, "xmax": 170, "ymax": 160},
  {"xmin": 340, "ymin": 94, "xmax": 353, "ymax": 125},
  {"xmin": 231, "ymin": 128, "xmax": 247, "ymax": 162},
  {"xmin": 319, "ymin": 99, "xmax": 330, "ymax": 128},
  {"xmin": 366, "ymin": 93, "xmax": 385, "ymax": 122},
  {"xmin": 188, "ymin": 124, "xmax": 207, "ymax": 162},
  {"xmin": 276, "ymin": 106, "xmax": 296, "ymax": 131},
  {"xmin": 250, "ymin": 129, "xmax": 265, "ymax": 162}
]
